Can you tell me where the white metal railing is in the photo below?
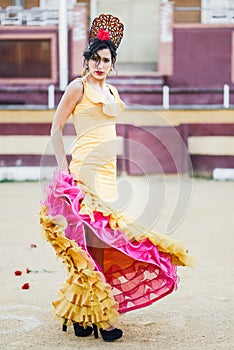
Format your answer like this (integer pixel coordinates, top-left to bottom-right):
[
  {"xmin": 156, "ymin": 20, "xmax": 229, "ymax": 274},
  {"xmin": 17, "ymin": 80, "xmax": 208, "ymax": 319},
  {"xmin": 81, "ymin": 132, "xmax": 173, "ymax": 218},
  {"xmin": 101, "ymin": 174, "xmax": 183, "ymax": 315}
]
[
  {"xmin": 161, "ymin": 85, "xmax": 231, "ymax": 109},
  {"xmin": 0, "ymin": 6, "xmax": 74, "ymax": 26},
  {"xmin": 201, "ymin": 0, "xmax": 234, "ymax": 24},
  {"xmin": 174, "ymin": 5, "xmax": 234, "ymax": 24},
  {"xmin": 1, "ymin": 5, "xmax": 234, "ymax": 26}
]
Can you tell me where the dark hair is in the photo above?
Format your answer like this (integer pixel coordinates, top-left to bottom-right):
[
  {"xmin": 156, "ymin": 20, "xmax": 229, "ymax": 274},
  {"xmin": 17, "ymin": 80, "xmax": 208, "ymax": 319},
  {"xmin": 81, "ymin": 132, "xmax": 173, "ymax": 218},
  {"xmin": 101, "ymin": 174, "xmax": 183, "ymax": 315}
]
[{"xmin": 83, "ymin": 38, "xmax": 117, "ymax": 65}]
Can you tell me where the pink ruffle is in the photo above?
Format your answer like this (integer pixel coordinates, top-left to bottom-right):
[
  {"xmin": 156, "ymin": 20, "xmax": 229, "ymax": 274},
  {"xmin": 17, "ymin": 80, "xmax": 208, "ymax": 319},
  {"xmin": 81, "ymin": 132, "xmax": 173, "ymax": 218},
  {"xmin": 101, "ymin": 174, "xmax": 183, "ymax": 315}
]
[{"xmin": 42, "ymin": 169, "xmax": 179, "ymax": 314}]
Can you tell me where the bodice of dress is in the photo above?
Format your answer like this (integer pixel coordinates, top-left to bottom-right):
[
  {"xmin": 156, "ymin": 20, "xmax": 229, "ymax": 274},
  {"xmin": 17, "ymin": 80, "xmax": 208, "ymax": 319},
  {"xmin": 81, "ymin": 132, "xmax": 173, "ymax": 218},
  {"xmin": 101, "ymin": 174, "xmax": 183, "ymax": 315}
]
[{"xmin": 69, "ymin": 78, "xmax": 125, "ymax": 202}]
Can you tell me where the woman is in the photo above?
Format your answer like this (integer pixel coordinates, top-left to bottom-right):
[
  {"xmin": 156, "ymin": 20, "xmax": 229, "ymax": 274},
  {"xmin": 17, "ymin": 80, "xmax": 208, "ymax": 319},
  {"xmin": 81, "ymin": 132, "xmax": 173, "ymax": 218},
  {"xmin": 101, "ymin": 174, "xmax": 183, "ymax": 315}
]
[{"xmin": 40, "ymin": 14, "xmax": 193, "ymax": 342}]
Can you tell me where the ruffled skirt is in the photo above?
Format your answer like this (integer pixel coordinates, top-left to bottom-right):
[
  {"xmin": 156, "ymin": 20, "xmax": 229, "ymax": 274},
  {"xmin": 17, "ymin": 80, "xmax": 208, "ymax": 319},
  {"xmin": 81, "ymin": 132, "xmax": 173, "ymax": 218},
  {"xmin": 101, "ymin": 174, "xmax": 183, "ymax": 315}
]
[{"xmin": 39, "ymin": 169, "xmax": 193, "ymax": 329}]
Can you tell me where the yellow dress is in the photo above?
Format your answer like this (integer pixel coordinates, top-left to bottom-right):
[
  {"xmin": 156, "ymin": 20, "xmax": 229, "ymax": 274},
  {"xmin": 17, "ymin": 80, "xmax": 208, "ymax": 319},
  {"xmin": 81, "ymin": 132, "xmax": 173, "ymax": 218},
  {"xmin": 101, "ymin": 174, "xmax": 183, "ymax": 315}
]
[
  {"xmin": 69, "ymin": 78, "xmax": 125, "ymax": 202},
  {"xmin": 39, "ymin": 78, "xmax": 193, "ymax": 330}
]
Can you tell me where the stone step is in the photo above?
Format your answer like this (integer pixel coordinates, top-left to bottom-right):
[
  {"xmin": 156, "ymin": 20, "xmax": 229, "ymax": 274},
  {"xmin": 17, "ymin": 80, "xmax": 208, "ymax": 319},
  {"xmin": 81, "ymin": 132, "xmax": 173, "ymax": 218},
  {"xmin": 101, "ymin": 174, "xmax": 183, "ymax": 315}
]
[{"xmin": 107, "ymin": 75, "xmax": 165, "ymax": 89}]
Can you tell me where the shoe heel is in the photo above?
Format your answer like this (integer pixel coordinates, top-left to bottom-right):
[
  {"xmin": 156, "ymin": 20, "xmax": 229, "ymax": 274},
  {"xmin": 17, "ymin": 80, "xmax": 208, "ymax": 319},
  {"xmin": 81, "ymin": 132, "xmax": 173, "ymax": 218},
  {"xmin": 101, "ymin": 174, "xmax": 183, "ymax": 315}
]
[
  {"xmin": 93, "ymin": 324, "xmax": 99, "ymax": 338},
  {"xmin": 73, "ymin": 323, "xmax": 93, "ymax": 337},
  {"xmin": 62, "ymin": 321, "xmax": 68, "ymax": 332},
  {"xmin": 99, "ymin": 327, "xmax": 123, "ymax": 342}
]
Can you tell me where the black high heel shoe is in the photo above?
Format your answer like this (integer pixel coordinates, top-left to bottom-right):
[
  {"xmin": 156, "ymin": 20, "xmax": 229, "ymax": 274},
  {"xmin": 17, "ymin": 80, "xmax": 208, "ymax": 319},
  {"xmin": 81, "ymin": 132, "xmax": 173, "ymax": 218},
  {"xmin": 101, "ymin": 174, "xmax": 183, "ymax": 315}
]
[
  {"xmin": 62, "ymin": 322, "xmax": 93, "ymax": 337},
  {"xmin": 93, "ymin": 324, "xmax": 123, "ymax": 342}
]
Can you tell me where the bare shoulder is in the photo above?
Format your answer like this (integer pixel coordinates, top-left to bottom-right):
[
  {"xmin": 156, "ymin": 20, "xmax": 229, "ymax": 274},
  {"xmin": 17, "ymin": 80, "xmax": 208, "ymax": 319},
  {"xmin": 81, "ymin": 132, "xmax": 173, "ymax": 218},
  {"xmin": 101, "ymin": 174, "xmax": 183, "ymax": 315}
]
[
  {"xmin": 67, "ymin": 78, "xmax": 83, "ymax": 95},
  {"xmin": 62, "ymin": 78, "xmax": 84, "ymax": 104}
]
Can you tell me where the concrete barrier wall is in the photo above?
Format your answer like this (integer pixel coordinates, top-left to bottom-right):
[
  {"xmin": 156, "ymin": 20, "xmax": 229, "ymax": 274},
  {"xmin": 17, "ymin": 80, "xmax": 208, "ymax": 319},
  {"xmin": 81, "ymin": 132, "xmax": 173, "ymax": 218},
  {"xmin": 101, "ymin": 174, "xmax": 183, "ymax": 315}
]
[{"xmin": 0, "ymin": 109, "xmax": 233, "ymax": 179}]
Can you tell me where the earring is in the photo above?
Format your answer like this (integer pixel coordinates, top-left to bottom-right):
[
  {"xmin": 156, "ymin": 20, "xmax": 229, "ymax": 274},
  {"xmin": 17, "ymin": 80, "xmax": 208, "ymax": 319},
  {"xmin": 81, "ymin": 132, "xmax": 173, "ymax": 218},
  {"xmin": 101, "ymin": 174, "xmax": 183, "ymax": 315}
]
[
  {"xmin": 108, "ymin": 67, "xmax": 113, "ymax": 75},
  {"xmin": 82, "ymin": 65, "xmax": 89, "ymax": 77}
]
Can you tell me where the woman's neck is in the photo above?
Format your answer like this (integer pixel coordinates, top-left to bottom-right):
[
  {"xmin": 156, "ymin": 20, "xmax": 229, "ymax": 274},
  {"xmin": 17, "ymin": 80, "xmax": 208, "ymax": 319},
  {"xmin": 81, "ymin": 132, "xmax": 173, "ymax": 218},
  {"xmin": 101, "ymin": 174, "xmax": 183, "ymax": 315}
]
[
  {"xmin": 84, "ymin": 74, "xmax": 114, "ymax": 103},
  {"xmin": 85, "ymin": 74, "xmax": 107, "ymax": 90}
]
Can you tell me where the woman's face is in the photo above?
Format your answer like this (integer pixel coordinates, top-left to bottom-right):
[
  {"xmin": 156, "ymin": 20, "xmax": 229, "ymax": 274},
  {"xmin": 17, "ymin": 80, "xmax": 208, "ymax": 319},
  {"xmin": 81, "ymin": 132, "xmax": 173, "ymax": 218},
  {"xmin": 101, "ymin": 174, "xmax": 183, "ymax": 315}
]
[{"xmin": 88, "ymin": 48, "xmax": 112, "ymax": 80}]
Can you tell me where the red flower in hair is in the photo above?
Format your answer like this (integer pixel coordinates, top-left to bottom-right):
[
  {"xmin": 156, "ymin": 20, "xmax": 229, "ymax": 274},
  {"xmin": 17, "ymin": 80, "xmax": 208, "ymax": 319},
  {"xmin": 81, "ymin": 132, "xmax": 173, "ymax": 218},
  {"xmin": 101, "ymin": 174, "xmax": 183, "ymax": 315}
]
[{"xmin": 97, "ymin": 28, "xmax": 110, "ymax": 41}]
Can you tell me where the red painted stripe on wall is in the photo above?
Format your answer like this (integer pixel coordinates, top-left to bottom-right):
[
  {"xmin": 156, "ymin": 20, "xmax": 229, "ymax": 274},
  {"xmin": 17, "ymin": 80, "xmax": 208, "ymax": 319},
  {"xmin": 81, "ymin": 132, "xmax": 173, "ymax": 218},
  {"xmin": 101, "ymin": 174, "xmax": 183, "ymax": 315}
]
[
  {"xmin": 0, "ymin": 155, "xmax": 123, "ymax": 170},
  {"xmin": 187, "ymin": 123, "xmax": 234, "ymax": 136},
  {"xmin": 1, "ymin": 123, "xmax": 234, "ymax": 136},
  {"xmin": 0, "ymin": 155, "xmax": 58, "ymax": 167},
  {"xmin": 0, "ymin": 123, "xmax": 75, "ymax": 136},
  {"xmin": 126, "ymin": 125, "xmax": 188, "ymax": 175},
  {"xmin": 191, "ymin": 155, "xmax": 234, "ymax": 176},
  {"xmin": 232, "ymin": 32, "xmax": 234, "ymax": 84}
]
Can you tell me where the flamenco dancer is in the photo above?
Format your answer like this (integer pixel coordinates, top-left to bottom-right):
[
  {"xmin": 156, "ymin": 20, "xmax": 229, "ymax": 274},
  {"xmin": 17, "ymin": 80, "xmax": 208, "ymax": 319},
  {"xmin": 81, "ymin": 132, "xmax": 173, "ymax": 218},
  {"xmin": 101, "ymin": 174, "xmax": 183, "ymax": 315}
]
[{"xmin": 39, "ymin": 14, "xmax": 193, "ymax": 342}]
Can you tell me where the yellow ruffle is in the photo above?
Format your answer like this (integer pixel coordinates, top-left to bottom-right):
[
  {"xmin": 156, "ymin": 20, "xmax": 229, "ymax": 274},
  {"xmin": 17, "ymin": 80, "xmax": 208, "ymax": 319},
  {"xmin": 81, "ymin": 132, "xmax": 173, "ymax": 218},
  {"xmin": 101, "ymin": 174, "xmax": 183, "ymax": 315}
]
[
  {"xmin": 72, "ymin": 78, "xmax": 126, "ymax": 118},
  {"xmin": 77, "ymin": 184, "xmax": 194, "ymax": 267},
  {"xmin": 39, "ymin": 206, "xmax": 119, "ymax": 329}
]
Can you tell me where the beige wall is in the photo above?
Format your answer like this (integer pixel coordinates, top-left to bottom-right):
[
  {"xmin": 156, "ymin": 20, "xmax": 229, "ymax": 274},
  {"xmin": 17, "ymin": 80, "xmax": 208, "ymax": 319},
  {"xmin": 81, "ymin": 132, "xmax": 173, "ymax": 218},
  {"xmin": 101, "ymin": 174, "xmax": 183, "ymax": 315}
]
[
  {"xmin": 1, "ymin": 109, "xmax": 234, "ymax": 125},
  {"xmin": 97, "ymin": 0, "xmax": 161, "ymax": 64}
]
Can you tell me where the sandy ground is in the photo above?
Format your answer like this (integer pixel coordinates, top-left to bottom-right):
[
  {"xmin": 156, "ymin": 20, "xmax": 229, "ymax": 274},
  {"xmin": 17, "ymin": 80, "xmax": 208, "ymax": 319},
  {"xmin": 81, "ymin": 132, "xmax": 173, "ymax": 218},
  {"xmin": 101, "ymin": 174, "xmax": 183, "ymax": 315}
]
[{"xmin": 0, "ymin": 175, "xmax": 233, "ymax": 350}]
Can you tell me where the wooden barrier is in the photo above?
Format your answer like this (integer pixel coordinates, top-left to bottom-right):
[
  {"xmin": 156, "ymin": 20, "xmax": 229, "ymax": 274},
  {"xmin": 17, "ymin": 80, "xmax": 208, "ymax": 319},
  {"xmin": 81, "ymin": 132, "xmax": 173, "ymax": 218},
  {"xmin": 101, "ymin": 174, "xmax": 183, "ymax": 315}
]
[{"xmin": 0, "ymin": 116, "xmax": 233, "ymax": 179}]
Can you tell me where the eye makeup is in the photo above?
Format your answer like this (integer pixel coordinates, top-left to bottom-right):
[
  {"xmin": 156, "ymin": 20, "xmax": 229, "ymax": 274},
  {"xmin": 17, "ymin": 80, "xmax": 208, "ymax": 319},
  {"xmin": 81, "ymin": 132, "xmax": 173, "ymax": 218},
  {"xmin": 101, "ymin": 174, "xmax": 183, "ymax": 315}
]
[{"xmin": 90, "ymin": 54, "xmax": 111, "ymax": 64}]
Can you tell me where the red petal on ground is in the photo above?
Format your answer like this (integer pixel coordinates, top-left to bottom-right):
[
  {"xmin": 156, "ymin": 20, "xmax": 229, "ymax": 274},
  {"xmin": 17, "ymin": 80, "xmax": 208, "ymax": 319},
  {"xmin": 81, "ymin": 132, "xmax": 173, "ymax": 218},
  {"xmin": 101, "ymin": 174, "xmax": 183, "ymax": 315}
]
[
  {"xmin": 14, "ymin": 270, "xmax": 22, "ymax": 276},
  {"xmin": 30, "ymin": 244, "xmax": 37, "ymax": 248}
]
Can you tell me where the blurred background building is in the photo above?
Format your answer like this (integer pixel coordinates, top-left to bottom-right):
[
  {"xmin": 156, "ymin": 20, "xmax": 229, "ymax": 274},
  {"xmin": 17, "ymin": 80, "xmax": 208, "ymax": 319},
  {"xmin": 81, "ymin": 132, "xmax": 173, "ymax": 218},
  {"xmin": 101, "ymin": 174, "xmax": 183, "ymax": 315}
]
[{"xmin": 0, "ymin": 0, "xmax": 233, "ymax": 179}]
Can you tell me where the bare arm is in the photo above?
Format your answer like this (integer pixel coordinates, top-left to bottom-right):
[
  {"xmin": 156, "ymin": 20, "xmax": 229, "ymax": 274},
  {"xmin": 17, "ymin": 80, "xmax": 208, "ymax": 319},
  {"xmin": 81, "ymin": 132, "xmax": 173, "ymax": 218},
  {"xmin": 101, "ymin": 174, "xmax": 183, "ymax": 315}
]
[{"xmin": 50, "ymin": 79, "xmax": 83, "ymax": 170}]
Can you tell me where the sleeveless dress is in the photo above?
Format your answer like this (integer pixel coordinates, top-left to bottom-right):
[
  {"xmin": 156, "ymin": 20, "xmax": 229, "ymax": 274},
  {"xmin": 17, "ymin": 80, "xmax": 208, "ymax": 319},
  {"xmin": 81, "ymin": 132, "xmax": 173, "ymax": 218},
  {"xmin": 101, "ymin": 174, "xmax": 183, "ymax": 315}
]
[{"xmin": 39, "ymin": 78, "xmax": 193, "ymax": 330}]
